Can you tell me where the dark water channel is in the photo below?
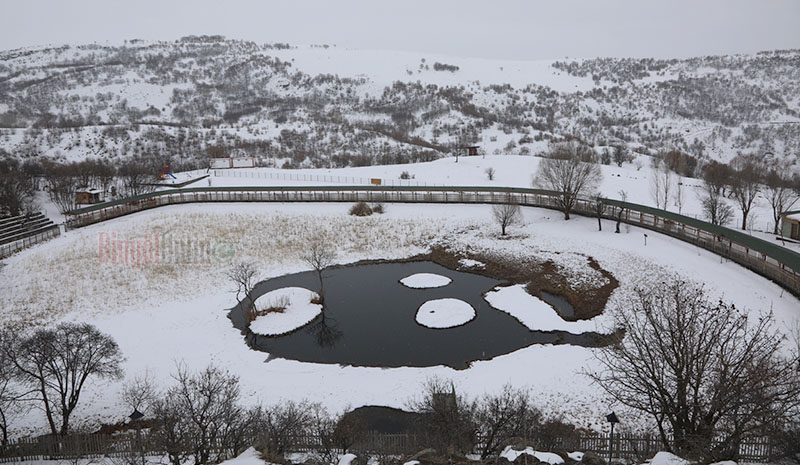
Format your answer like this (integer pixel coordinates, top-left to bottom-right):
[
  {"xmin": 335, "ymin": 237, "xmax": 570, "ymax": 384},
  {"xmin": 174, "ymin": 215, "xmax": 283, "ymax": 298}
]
[{"xmin": 228, "ymin": 261, "xmax": 600, "ymax": 369}]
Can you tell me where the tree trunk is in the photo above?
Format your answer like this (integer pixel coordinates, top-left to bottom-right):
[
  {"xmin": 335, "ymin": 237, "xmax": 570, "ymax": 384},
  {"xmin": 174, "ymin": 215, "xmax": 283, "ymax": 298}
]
[
  {"xmin": 317, "ymin": 271, "xmax": 325, "ymax": 304},
  {"xmin": 39, "ymin": 378, "xmax": 58, "ymax": 436}
]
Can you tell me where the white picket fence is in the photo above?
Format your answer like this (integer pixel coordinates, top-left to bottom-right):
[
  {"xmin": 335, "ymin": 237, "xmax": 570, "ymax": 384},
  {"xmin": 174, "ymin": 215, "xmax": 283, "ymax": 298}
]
[{"xmin": 210, "ymin": 169, "xmax": 440, "ymax": 186}]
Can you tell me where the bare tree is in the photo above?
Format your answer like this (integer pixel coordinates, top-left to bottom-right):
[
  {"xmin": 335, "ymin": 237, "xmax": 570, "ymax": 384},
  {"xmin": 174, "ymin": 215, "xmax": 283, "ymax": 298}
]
[
  {"xmin": 532, "ymin": 142, "xmax": 603, "ymax": 220},
  {"xmin": 4, "ymin": 323, "xmax": 124, "ymax": 435},
  {"xmin": 650, "ymin": 160, "xmax": 673, "ymax": 210},
  {"xmin": 43, "ymin": 162, "xmax": 80, "ymax": 213},
  {"xmin": 407, "ymin": 378, "xmax": 477, "ymax": 456},
  {"xmin": 0, "ymin": 329, "xmax": 30, "ymax": 446},
  {"xmin": 117, "ymin": 158, "xmax": 157, "ymax": 197},
  {"xmin": 592, "ymin": 193, "xmax": 606, "ymax": 231},
  {"xmin": 701, "ymin": 161, "xmax": 733, "ymax": 197},
  {"xmin": 150, "ymin": 395, "xmax": 191, "ymax": 465},
  {"xmin": 163, "ymin": 364, "xmax": 245, "ymax": 465},
  {"xmin": 699, "ymin": 169, "xmax": 735, "ymax": 227},
  {"xmin": 301, "ymin": 236, "xmax": 336, "ymax": 300},
  {"xmin": 764, "ymin": 169, "xmax": 800, "ymax": 235},
  {"xmin": 0, "ymin": 158, "xmax": 37, "ymax": 216},
  {"xmin": 589, "ymin": 280, "xmax": 800, "ymax": 461},
  {"xmin": 306, "ymin": 404, "xmax": 341, "ymax": 464},
  {"xmin": 673, "ymin": 177, "xmax": 685, "ymax": 214},
  {"xmin": 475, "ymin": 385, "xmax": 541, "ymax": 459},
  {"xmin": 492, "ymin": 202, "xmax": 522, "ymax": 236},
  {"xmin": 615, "ymin": 190, "xmax": 627, "ymax": 234},
  {"xmin": 255, "ymin": 400, "xmax": 312, "ymax": 460},
  {"xmin": 485, "ymin": 167, "xmax": 496, "ymax": 180},
  {"xmin": 122, "ymin": 369, "xmax": 159, "ymax": 415},
  {"xmin": 613, "ymin": 145, "xmax": 627, "ymax": 167},
  {"xmin": 730, "ymin": 155, "xmax": 763, "ymax": 230},
  {"xmin": 227, "ymin": 262, "xmax": 259, "ymax": 305}
]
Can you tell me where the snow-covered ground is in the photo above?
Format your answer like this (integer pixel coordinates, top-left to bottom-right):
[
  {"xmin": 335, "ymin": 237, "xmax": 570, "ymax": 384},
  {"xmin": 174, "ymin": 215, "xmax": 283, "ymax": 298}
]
[
  {"xmin": 3, "ymin": 198, "xmax": 798, "ymax": 438},
  {"xmin": 415, "ymin": 298, "xmax": 475, "ymax": 329},
  {"xmin": 201, "ymin": 154, "xmax": 800, "ymax": 251}
]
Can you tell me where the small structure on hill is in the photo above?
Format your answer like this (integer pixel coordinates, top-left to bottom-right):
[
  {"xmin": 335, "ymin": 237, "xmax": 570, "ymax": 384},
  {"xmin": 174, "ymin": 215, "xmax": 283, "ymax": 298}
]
[
  {"xmin": 75, "ymin": 188, "xmax": 102, "ymax": 205},
  {"xmin": 453, "ymin": 145, "xmax": 482, "ymax": 162},
  {"xmin": 780, "ymin": 210, "xmax": 800, "ymax": 240},
  {"xmin": 210, "ymin": 156, "xmax": 256, "ymax": 169}
]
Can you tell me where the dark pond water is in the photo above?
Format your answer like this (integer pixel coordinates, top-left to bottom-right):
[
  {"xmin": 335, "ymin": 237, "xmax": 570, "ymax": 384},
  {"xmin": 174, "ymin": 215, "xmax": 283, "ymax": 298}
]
[
  {"xmin": 540, "ymin": 291, "xmax": 576, "ymax": 319},
  {"xmin": 228, "ymin": 261, "xmax": 601, "ymax": 369}
]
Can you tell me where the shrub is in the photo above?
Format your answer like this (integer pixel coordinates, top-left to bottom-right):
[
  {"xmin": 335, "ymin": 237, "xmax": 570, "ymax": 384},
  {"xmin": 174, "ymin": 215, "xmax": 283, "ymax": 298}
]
[
  {"xmin": 349, "ymin": 201, "xmax": 373, "ymax": 216},
  {"xmin": 399, "ymin": 171, "xmax": 411, "ymax": 180},
  {"xmin": 371, "ymin": 203, "xmax": 384, "ymax": 214}
]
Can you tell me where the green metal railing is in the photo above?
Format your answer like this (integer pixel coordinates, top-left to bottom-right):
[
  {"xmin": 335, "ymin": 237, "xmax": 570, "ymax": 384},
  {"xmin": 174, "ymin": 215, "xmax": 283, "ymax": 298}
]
[{"xmin": 65, "ymin": 185, "xmax": 800, "ymax": 296}]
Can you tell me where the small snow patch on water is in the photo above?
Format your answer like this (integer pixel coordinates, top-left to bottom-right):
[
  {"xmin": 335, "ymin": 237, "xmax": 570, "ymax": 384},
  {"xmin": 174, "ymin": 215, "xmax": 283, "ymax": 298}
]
[
  {"xmin": 416, "ymin": 298, "xmax": 475, "ymax": 328},
  {"xmin": 400, "ymin": 272, "xmax": 452, "ymax": 288}
]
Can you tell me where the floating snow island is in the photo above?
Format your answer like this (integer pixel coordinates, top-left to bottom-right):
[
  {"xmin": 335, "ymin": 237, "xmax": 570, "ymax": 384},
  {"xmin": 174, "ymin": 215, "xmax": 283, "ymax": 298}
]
[
  {"xmin": 249, "ymin": 287, "xmax": 322, "ymax": 336},
  {"xmin": 399, "ymin": 272, "xmax": 452, "ymax": 289},
  {"xmin": 415, "ymin": 298, "xmax": 476, "ymax": 329}
]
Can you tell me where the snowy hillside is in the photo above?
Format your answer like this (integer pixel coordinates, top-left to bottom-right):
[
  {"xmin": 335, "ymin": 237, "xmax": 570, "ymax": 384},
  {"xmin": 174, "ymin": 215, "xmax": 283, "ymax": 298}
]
[{"xmin": 1, "ymin": 36, "xmax": 798, "ymax": 170}]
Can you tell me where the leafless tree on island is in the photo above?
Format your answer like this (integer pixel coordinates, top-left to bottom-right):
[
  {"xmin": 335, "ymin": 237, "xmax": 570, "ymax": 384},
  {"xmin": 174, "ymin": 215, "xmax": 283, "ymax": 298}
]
[
  {"xmin": 301, "ymin": 235, "xmax": 336, "ymax": 302},
  {"xmin": 532, "ymin": 142, "xmax": 602, "ymax": 220},
  {"xmin": 228, "ymin": 262, "xmax": 259, "ymax": 304}
]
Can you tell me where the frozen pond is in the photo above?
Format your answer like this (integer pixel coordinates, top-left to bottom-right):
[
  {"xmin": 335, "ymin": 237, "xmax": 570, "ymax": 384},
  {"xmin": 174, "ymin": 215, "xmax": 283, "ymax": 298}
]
[{"xmin": 228, "ymin": 261, "xmax": 601, "ymax": 369}]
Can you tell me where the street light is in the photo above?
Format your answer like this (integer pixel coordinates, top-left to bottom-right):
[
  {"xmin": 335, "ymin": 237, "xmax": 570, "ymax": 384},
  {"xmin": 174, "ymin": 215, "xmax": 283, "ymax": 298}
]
[
  {"xmin": 606, "ymin": 412, "xmax": 620, "ymax": 464},
  {"xmin": 129, "ymin": 409, "xmax": 146, "ymax": 465}
]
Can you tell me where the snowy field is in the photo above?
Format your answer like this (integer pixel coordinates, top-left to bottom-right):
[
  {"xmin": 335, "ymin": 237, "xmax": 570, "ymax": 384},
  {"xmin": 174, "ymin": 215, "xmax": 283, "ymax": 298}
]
[
  {"xmin": 202, "ymin": 154, "xmax": 800, "ymax": 252},
  {"xmin": 3, "ymin": 198, "xmax": 799, "ymax": 438}
]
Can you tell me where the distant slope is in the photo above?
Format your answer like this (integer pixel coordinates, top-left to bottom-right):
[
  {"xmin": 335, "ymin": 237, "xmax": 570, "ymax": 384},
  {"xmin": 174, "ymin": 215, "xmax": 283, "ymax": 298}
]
[{"xmin": 0, "ymin": 36, "xmax": 798, "ymax": 169}]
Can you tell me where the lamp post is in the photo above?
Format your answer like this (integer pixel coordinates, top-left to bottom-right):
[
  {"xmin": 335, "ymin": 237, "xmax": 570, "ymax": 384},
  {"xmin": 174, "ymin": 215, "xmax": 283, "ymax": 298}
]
[
  {"xmin": 129, "ymin": 409, "xmax": 146, "ymax": 465},
  {"xmin": 606, "ymin": 412, "xmax": 619, "ymax": 464}
]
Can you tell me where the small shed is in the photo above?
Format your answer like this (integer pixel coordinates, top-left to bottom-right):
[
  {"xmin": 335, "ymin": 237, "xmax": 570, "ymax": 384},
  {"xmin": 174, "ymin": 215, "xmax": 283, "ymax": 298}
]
[
  {"xmin": 75, "ymin": 188, "xmax": 102, "ymax": 205},
  {"xmin": 465, "ymin": 145, "xmax": 480, "ymax": 156},
  {"xmin": 780, "ymin": 210, "xmax": 800, "ymax": 240}
]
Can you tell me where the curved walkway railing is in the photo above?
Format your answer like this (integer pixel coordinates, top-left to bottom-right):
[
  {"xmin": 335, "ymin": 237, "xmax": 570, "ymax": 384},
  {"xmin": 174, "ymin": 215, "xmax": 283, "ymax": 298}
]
[{"xmin": 65, "ymin": 186, "xmax": 800, "ymax": 297}]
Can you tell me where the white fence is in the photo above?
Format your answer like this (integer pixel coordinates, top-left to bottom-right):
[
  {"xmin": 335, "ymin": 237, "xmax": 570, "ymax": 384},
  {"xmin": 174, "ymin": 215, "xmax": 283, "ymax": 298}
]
[{"xmin": 211, "ymin": 169, "xmax": 439, "ymax": 186}]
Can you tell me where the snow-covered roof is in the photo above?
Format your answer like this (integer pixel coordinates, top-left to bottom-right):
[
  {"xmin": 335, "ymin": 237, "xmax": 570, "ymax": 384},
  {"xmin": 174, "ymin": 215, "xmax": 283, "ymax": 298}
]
[{"xmin": 76, "ymin": 188, "xmax": 103, "ymax": 194}]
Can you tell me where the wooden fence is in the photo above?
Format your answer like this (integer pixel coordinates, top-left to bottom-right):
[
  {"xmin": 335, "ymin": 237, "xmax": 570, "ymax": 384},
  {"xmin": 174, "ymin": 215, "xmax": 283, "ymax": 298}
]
[
  {"xmin": 63, "ymin": 186, "xmax": 800, "ymax": 297},
  {"xmin": 0, "ymin": 431, "xmax": 779, "ymax": 463}
]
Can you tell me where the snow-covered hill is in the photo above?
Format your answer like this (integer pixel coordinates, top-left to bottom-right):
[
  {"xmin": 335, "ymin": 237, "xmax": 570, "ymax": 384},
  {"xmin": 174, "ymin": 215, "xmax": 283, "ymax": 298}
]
[{"xmin": 1, "ymin": 36, "xmax": 798, "ymax": 169}]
